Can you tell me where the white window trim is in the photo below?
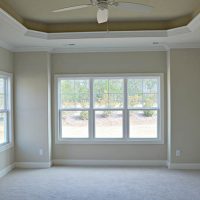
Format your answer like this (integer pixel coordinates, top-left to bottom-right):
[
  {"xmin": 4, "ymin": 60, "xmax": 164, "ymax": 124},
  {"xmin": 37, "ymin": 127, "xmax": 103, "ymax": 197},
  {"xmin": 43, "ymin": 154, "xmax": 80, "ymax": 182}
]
[
  {"xmin": 0, "ymin": 71, "xmax": 14, "ymax": 152},
  {"xmin": 54, "ymin": 73, "xmax": 164, "ymax": 145}
]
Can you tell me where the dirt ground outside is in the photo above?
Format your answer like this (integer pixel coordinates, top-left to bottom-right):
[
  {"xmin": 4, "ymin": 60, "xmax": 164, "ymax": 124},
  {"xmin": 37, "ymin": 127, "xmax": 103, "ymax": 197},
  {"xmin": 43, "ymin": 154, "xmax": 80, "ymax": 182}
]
[{"xmin": 61, "ymin": 111, "xmax": 157, "ymax": 139}]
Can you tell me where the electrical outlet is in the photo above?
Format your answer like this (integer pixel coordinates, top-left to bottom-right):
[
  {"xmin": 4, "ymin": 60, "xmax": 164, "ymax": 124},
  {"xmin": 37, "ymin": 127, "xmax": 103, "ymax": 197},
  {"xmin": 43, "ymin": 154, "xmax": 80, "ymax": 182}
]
[
  {"xmin": 39, "ymin": 149, "xmax": 43, "ymax": 156},
  {"xmin": 176, "ymin": 150, "xmax": 181, "ymax": 157}
]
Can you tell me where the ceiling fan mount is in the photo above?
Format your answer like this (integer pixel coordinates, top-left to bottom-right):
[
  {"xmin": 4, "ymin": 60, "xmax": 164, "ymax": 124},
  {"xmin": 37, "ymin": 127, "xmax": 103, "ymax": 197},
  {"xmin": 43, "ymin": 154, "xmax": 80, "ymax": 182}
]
[{"xmin": 53, "ymin": 0, "xmax": 153, "ymax": 24}]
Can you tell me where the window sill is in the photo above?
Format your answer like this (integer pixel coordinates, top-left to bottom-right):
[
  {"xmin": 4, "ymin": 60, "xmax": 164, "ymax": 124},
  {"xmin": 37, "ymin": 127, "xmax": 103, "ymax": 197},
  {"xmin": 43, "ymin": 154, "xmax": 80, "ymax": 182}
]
[
  {"xmin": 55, "ymin": 139, "xmax": 164, "ymax": 145},
  {"xmin": 0, "ymin": 142, "xmax": 14, "ymax": 153}
]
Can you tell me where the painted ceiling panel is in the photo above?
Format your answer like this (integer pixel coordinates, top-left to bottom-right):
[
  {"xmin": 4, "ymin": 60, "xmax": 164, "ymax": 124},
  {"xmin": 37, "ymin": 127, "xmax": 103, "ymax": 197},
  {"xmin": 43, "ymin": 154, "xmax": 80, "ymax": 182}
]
[{"xmin": 3, "ymin": 0, "xmax": 200, "ymax": 23}]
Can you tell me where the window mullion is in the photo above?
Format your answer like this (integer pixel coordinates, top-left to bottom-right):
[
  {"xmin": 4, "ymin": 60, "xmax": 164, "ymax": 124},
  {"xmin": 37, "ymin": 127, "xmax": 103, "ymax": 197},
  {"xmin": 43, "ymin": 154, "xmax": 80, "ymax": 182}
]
[
  {"xmin": 4, "ymin": 78, "xmax": 8, "ymax": 110},
  {"xmin": 89, "ymin": 78, "xmax": 94, "ymax": 139},
  {"xmin": 6, "ymin": 111, "xmax": 9, "ymax": 143},
  {"xmin": 124, "ymin": 78, "xmax": 128, "ymax": 139},
  {"xmin": 58, "ymin": 109, "xmax": 62, "ymax": 140}
]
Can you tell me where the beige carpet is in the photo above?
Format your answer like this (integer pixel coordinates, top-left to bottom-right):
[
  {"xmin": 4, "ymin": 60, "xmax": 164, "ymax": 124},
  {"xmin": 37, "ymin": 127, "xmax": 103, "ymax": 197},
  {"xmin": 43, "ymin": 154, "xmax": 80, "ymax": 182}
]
[{"xmin": 0, "ymin": 167, "xmax": 200, "ymax": 200}]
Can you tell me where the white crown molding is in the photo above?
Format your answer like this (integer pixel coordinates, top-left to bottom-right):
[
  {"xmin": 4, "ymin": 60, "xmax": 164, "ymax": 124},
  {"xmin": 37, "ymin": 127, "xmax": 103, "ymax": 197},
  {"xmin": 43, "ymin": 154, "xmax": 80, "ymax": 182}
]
[
  {"xmin": 49, "ymin": 46, "xmax": 167, "ymax": 53},
  {"xmin": 167, "ymin": 26, "xmax": 191, "ymax": 37},
  {"xmin": 47, "ymin": 30, "xmax": 168, "ymax": 40},
  {"xmin": 4, "ymin": 42, "xmax": 200, "ymax": 54},
  {"xmin": 17, "ymin": 13, "xmax": 200, "ymax": 40},
  {"xmin": 0, "ymin": 40, "xmax": 14, "ymax": 51},
  {"xmin": 53, "ymin": 159, "xmax": 168, "ymax": 167},
  {"xmin": 188, "ymin": 13, "xmax": 200, "ymax": 32},
  {"xmin": 12, "ymin": 46, "xmax": 54, "ymax": 53},
  {"xmin": 0, "ymin": 8, "xmax": 200, "ymax": 52},
  {"xmin": 12, "ymin": 45, "xmax": 168, "ymax": 53},
  {"xmin": 0, "ymin": 9, "xmax": 26, "ymax": 33},
  {"xmin": 167, "ymin": 43, "xmax": 200, "ymax": 49},
  {"xmin": 25, "ymin": 30, "xmax": 48, "ymax": 39},
  {"xmin": 0, "ymin": 163, "xmax": 15, "ymax": 178}
]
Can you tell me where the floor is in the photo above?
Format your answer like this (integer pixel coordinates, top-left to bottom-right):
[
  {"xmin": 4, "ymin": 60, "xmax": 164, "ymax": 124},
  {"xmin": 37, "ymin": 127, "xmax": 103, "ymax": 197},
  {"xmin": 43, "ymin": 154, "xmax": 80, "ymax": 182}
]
[{"xmin": 0, "ymin": 167, "xmax": 200, "ymax": 200}]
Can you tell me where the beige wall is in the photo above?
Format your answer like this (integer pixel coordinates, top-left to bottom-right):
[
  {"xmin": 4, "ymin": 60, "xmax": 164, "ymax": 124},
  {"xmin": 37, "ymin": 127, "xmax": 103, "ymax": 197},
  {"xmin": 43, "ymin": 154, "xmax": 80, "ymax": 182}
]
[
  {"xmin": 170, "ymin": 49, "xmax": 200, "ymax": 163},
  {"xmin": 7, "ymin": 49, "xmax": 200, "ymax": 165},
  {"xmin": 0, "ymin": 46, "xmax": 198, "ymax": 169},
  {"xmin": 14, "ymin": 52, "xmax": 51, "ymax": 163},
  {"xmin": 0, "ymin": 47, "xmax": 14, "ymax": 170},
  {"xmin": 52, "ymin": 52, "xmax": 168, "ymax": 161}
]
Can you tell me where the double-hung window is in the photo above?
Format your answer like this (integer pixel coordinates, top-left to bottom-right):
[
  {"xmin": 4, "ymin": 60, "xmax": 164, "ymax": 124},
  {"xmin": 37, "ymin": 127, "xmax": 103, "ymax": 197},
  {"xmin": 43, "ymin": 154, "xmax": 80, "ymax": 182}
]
[
  {"xmin": 0, "ymin": 72, "xmax": 13, "ymax": 151},
  {"xmin": 55, "ymin": 74, "xmax": 164, "ymax": 144}
]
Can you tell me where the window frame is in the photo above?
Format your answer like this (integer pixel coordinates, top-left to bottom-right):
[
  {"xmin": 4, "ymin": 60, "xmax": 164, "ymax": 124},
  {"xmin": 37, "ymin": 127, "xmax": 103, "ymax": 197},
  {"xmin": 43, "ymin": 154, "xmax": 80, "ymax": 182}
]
[
  {"xmin": 0, "ymin": 71, "xmax": 13, "ymax": 152},
  {"xmin": 55, "ymin": 73, "xmax": 164, "ymax": 144}
]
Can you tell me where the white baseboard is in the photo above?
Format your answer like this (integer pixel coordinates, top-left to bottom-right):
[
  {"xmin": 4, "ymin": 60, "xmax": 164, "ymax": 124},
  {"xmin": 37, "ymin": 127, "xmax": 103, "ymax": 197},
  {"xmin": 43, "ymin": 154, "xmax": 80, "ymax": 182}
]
[
  {"xmin": 1, "ymin": 161, "xmax": 200, "ymax": 174},
  {"xmin": 15, "ymin": 162, "xmax": 52, "ymax": 169},
  {"xmin": 53, "ymin": 159, "xmax": 168, "ymax": 167},
  {"xmin": 0, "ymin": 163, "xmax": 15, "ymax": 178},
  {"xmin": 168, "ymin": 163, "xmax": 200, "ymax": 170}
]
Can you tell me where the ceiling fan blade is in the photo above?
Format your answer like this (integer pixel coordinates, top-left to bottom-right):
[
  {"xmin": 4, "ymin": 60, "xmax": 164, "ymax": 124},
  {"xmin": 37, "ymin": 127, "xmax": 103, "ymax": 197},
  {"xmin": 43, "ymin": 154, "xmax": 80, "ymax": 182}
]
[
  {"xmin": 97, "ymin": 9, "xmax": 109, "ymax": 24},
  {"xmin": 52, "ymin": 4, "xmax": 92, "ymax": 13},
  {"xmin": 114, "ymin": 2, "xmax": 153, "ymax": 12}
]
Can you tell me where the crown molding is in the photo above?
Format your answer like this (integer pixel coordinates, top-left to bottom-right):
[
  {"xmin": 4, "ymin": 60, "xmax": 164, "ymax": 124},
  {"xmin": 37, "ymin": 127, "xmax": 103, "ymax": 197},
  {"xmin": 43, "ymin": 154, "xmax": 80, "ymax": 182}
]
[
  {"xmin": 0, "ymin": 9, "xmax": 26, "ymax": 33},
  {"xmin": 1, "ymin": 8, "xmax": 200, "ymax": 40},
  {"xmin": 0, "ymin": 40, "xmax": 14, "ymax": 51},
  {"xmin": 0, "ymin": 8, "xmax": 200, "ymax": 53},
  {"xmin": 12, "ymin": 46, "xmax": 167, "ymax": 53}
]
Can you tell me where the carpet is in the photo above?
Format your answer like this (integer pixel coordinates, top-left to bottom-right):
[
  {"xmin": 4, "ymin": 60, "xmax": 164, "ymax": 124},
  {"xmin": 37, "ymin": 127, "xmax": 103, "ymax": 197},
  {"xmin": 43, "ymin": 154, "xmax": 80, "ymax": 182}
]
[{"xmin": 0, "ymin": 167, "xmax": 200, "ymax": 200}]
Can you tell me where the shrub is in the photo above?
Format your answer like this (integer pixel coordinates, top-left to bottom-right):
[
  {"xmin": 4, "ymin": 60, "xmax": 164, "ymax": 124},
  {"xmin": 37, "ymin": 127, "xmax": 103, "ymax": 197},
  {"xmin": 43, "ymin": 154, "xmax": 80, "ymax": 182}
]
[
  {"xmin": 143, "ymin": 110, "xmax": 154, "ymax": 117},
  {"xmin": 80, "ymin": 111, "xmax": 88, "ymax": 120},
  {"xmin": 143, "ymin": 97, "xmax": 154, "ymax": 117},
  {"xmin": 101, "ymin": 110, "xmax": 112, "ymax": 118}
]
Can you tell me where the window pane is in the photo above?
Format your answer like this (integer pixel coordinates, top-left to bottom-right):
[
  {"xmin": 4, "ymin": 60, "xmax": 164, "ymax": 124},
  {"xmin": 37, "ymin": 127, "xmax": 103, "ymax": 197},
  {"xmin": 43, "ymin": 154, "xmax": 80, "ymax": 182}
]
[
  {"xmin": 0, "ymin": 79, "xmax": 5, "ymax": 109},
  {"xmin": 128, "ymin": 79, "xmax": 143, "ymax": 108},
  {"xmin": 60, "ymin": 79, "xmax": 89, "ymax": 108},
  {"xmin": 94, "ymin": 79, "xmax": 123, "ymax": 108},
  {"xmin": 129, "ymin": 110, "xmax": 157, "ymax": 138},
  {"xmin": 61, "ymin": 111, "xmax": 89, "ymax": 138},
  {"xmin": 0, "ymin": 113, "xmax": 7, "ymax": 145},
  {"xmin": 128, "ymin": 93, "xmax": 143, "ymax": 108},
  {"xmin": 95, "ymin": 110, "xmax": 123, "ymax": 138},
  {"xmin": 143, "ymin": 79, "xmax": 158, "ymax": 93},
  {"xmin": 143, "ymin": 93, "xmax": 158, "ymax": 108},
  {"xmin": 128, "ymin": 78, "xmax": 159, "ymax": 108}
]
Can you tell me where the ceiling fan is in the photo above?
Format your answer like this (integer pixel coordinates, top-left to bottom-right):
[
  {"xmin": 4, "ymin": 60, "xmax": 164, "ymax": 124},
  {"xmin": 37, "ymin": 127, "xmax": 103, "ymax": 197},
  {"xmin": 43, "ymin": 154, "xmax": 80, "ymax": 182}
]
[{"xmin": 52, "ymin": 0, "xmax": 153, "ymax": 24}]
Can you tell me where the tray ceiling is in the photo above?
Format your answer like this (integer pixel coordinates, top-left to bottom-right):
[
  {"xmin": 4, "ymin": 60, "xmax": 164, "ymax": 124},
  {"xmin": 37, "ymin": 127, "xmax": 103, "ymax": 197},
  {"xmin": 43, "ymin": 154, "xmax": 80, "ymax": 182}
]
[{"xmin": 0, "ymin": 0, "xmax": 200, "ymax": 32}]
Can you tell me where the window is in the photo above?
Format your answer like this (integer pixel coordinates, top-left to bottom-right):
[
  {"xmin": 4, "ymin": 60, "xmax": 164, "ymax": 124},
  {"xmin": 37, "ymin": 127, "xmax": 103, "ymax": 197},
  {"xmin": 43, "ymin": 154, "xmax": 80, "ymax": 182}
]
[
  {"xmin": 128, "ymin": 78, "xmax": 159, "ymax": 139},
  {"xmin": 55, "ymin": 74, "xmax": 164, "ymax": 144},
  {"xmin": 94, "ymin": 79, "xmax": 124, "ymax": 138},
  {"xmin": 0, "ymin": 72, "xmax": 13, "ymax": 151},
  {"xmin": 59, "ymin": 79, "xmax": 89, "ymax": 138}
]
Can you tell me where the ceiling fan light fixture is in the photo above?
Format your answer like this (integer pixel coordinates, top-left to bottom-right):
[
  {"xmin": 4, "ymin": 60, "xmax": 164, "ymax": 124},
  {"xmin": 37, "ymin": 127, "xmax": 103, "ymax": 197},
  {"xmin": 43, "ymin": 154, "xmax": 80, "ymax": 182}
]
[
  {"xmin": 97, "ymin": 8, "xmax": 108, "ymax": 24},
  {"xmin": 52, "ymin": 1, "xmax": 154, "ymax": 24}
]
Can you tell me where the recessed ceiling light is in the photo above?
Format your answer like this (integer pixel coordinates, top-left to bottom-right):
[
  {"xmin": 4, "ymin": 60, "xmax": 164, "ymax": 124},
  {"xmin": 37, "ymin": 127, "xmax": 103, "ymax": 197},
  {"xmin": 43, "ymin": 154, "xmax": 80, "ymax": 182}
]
[
  {"xmin": 63, "ymin": 43, "xmax": 76, "ymax": 47},
  {"xmin": 68, "ymin": 43, "xmax": 76, "ymax": 46}
]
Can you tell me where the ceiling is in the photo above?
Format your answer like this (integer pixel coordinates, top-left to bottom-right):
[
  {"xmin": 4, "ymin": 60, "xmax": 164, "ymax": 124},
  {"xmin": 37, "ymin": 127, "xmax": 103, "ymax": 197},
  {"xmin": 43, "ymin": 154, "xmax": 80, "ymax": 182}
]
[
  {"xmin": 0, "ymin": 0, "xmax": 200, "ymax": 32},
  {"xmin": 0, "ymin": 1, "xmax": 200, "ymax": 53},
  {"xmin": 0, "ymin": 7, "xmax": 200, "ymax": 53}
]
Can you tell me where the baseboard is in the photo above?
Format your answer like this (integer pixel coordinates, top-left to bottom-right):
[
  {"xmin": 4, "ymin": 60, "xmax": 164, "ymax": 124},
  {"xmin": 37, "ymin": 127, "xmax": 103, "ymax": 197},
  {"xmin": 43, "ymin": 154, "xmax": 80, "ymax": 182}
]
[
  {"xmin": 1, "ymin": 161, "xmax": 200, "ymax": 173},
  {"xmin": 0, "ymin": 163, "xmax": 15, "ymax": 178},
  {"xmin": 53, "ymin": 159, "xmax": 168, "ymax": 167},
  {"xmin": 168, "ymin": 163, "xmax": 200, "ymax": 170},
  {"xmin": 15, "ymin": 162, "xmax": 52, "ymax": 169}
]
